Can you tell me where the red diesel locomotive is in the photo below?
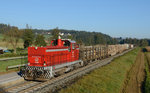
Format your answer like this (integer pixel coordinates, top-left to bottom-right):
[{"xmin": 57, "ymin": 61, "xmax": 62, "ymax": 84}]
[{"xmin": 22, "ymin": 36, "xmax": 83, "ymax": 80}]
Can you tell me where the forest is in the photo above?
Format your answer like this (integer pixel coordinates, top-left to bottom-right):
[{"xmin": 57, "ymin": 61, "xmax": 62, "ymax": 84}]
[{"xmin": 0, "ymin": 23, "xmax": 149, "ymax": 47}]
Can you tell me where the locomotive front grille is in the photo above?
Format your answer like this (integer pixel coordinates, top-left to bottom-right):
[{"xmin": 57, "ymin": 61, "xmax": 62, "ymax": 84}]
[{"xmin": 22, "ymin": 66, "xmax": 52, "ymax": 80}]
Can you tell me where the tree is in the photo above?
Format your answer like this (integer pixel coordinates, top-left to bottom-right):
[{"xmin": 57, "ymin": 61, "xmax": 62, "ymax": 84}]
[
  {"xmin": 94, "ymin": 34, "xmax": 106, "ymax": 45},
  {"xmin": 0, "ymin": 24, "xmax": 11, "ymax": 33},
  {"xmin": 140, "ymin": 39, "xmax": 148, "ymax": 47},
  {"xmin": 111, "ymin": 38, "xmax": 118, "ymax": 44},
  {"xmin": 67, "ymin": 35, "xmax": 72, "ymax": 39},
  {"xmin": 3, "ymin": 27, "xmax": 22, "ymax": 53},
  {"xmin": 51, "ymin": 27, "xmax": 60, "ymax": 39},
  {"xmin": 34, "ymin": 34, "xmax": 46, "ymax": 46},
  {"xmin": 76, "ymin": 39, "xmax": 83, "ymax": 45},
  {"xmin": 23, "ymin": 29, "xmax": 34, "ymax": 48}
]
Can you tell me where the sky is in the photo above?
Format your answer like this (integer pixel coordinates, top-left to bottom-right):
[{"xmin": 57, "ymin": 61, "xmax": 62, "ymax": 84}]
[{"xmin": 0, "ymin": 0, "xmax": 150, "ymax": 38}]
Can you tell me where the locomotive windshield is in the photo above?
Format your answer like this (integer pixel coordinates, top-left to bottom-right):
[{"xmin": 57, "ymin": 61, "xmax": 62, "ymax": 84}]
[
  {"xmin": 52, "ymin": 39, "xmax": 58, "ymax": 46},
  {"xmin": 72, "ymin": 43, "xmax": 75, "ymax": 49},
  {"xmin": 51, "ymin": 39, "xmax": 70, "ymax": 47},
  {"xmin": 63, "ymin": 40, "xmax": 70, "ymax": 47}
]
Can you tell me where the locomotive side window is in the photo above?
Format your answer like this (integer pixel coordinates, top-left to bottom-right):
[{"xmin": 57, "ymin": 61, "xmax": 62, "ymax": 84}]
[
  {"xmin": 52, "ymin": 40, "xmax": 58, "ymax": 46},
  {"xmin": 64, "ymin": 41, "xmax": 70, "ymax": 47},
  {"xmin": 72, "ymin": 43, "xmax": 75, "ymax": 49}
]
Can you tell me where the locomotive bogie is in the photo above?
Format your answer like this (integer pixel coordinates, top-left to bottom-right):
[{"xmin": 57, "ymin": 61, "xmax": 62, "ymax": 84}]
[{"xmin": 22, "ymin": 60, "xmax": 83, "ymax": 80}]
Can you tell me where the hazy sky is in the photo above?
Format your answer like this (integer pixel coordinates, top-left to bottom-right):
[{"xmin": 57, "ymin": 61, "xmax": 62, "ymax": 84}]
[{"xmin": 0, "ymin": 0, "xmax": 150, "ymax": 38}]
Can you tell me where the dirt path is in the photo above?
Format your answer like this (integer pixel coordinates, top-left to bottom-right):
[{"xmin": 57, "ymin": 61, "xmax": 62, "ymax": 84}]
[{"xmin": 122, "ymin": 51, "xmax": 145, "ymax": 93}]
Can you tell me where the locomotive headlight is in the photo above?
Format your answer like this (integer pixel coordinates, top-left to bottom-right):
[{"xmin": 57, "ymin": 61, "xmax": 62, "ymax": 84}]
[
  {"xmin": 44, "ymin": 63, "xmax": 46, "ymax": 66},
  {"xmin": 28, "ymin": 63, "xmax": 30, "ymax": 65},
  {"xmin": 44, "ymin": 61, "xmax": 46, "ymax": 66},
  {"xmin": 35, "ymin": 47, "xmax": 38, "ymax": 50}
]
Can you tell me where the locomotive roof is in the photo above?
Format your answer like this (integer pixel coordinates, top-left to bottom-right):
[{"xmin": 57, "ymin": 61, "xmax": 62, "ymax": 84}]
[{"xmin": 67, "ymin": 40, "xmax": 76, "ymax": 43}]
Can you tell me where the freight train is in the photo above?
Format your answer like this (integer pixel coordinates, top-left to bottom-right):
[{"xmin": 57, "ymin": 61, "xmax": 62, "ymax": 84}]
[{"xmin": 21, "ymin": 37, "xmax": 133, "ymax": 80}]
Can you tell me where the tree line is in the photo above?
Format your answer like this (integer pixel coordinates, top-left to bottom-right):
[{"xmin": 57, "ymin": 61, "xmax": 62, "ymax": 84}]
[
  {"xmin": 119, "ymin": 37, "xmax": 149, "ymax": 47},
  {"xmin": 32, "ymin": 28, "xmax": 118, "ymax": 45},
  {"xmin": 0, "ymin": 24, "xmax": 149, "ymax": 54},
  {"xmin": 0, "ymin": 24, "xmax": 46, "ymax": 53}
]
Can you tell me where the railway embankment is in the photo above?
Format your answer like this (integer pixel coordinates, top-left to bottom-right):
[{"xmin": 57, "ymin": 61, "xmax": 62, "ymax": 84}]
[{"xmin": 59, "ymin": 48, "xmax": 140, "ymax": 93}]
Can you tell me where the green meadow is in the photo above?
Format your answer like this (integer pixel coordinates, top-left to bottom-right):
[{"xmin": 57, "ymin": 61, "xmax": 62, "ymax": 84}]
[{"xmin": 59, "ymin": 48, "xmax": 139, "ymax": 93}]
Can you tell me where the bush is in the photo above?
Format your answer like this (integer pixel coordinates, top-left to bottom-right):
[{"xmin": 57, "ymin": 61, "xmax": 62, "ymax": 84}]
[
  {"xmin": 0, "ymin": 52, "xmax": 27, "ymax": 58},
  {"xmin": 16, "ymin": 47, "xmax": 24, "ymax": 51},
  {"xmin": 7, "ymin": 49, "xmax": 14, "ymax": 53},
  {"xmin": 16, "ymin": 47, "xmax": 27, "ymax": 54},
  {"xmin": 0, "ymin": 53, "xmax": 18, "ymax": 58}
]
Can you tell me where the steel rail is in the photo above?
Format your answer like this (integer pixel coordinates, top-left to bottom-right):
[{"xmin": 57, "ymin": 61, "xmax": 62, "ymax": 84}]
[{"xmin": 4, "ymin": 81, "xmax": 42, "ymax": 93}]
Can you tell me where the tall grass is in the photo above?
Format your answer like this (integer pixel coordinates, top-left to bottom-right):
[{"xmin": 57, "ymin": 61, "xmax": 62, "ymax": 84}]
[
  {"xmin": 145, "ymin": 53, "xmax": 150, "ymax": 93},
  {"xmin": 59, "ymin": 48, "xmax": 139, "ymax": 93}
]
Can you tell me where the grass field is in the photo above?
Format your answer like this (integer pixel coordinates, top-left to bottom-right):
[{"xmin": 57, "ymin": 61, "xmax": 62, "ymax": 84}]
[
  {"xmin": 0, "ymin": 58, "xmax": 27, "ymax": 72},
  {"xmin": 0, "ymin": 34, "xmax": 24, "ymax": 49},
  {"xmin": 0, "ymin": 34, "xmax": 3, "ymax": 40},
  {"xmin": 59, "ymin": 48, "xmax": 140, "ymax": 93},
  {"xmin": 0, "ymin": 34, "xmax": 27, "ymax": 72}
]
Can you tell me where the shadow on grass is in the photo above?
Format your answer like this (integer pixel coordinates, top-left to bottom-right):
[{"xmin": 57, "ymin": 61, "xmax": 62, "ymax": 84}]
[{"xmin": 142, "ymin": 48, "xmax": 148, "ymax": 52}]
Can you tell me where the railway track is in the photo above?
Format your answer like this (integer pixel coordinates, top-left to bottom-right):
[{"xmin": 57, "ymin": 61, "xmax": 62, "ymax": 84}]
[
  {"xmin": 2, "ymin": 49, "xmax": 132, "ymax": 93},
  {"xmin": 3, "ymin": 81, "xmax": 42, "ymax": 93}
]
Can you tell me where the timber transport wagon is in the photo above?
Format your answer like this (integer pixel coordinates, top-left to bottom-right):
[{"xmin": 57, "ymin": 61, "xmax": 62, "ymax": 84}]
[{"xmin": 79, "ymin": 45, "xmax": 108, "ymax": 63}]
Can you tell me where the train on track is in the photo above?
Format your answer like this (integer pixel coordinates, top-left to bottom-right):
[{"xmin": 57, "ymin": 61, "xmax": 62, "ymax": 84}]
[{"xmin": 21, "ymin": 36, "xmax": 134, "ymax": 81}]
